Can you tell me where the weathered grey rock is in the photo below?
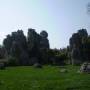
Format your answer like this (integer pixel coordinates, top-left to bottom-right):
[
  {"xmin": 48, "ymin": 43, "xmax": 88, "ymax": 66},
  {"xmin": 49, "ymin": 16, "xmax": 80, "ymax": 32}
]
[
  {"xmin": 71, "ymin": 47, "xmax": 81, "ymax": 65},
  {"xmin": 80, "ymin": 62, "xmax": 90, "ymax": 73},
  {"xmin": 40, "ymin": 31, "xmax": 49, "ymax": 49},
  {"xmin": 33, "ymin": 63, "xmax": 42, "ymax": 68},
  {"xmin": 40, "ymin": 31, "xmax": 48, "ymax": 38},
  {"xmin": 77, "ymin": 70, "xmax": 81, "ymax": 73},
  {"xmin": 60, "ymin": 69, "xmax": 67, "ymax": 73},
  {"xmin": 29, "ymin": 57, "xmax": 38, "ymax": 65}
]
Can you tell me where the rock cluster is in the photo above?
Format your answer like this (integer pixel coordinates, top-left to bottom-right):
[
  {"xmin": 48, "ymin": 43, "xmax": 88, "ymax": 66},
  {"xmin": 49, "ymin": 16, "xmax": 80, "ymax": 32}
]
[{"xmin": 80, "ymin": 62, "xmax": 90, "ymax": 73}]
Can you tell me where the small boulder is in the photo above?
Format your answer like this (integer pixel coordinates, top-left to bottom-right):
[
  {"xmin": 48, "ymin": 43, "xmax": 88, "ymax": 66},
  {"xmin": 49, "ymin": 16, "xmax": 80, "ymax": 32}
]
[
  {"xmin": 80, "ymin": 62, "xmax": 90, "ymax": 73},
  {"xmin": 60, "ymin": 69, "xmax": 67, "ymax": 73},
  {"xmin": 33, "ymin": 63, "xmax": 42, "ymax": 68}
]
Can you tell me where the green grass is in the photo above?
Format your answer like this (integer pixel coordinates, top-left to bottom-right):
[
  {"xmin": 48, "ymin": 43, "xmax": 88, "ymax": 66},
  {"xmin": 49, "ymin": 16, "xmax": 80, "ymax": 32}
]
[{"xmin": 0, "ymin": 65, "xmax": 90, "ymax": 90}]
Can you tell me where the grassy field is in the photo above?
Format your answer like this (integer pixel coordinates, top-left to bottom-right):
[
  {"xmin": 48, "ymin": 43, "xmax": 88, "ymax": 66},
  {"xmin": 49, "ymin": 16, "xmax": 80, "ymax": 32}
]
[{"xmin": 0, "ymin": 65, "xmax": 90, "ymax": 90}]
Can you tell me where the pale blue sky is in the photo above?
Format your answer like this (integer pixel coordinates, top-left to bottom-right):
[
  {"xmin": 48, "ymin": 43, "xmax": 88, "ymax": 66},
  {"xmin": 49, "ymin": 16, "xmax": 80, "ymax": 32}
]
[{"xmin": 0, "ymin": 0, "xmax": 90, "ymax": 48}]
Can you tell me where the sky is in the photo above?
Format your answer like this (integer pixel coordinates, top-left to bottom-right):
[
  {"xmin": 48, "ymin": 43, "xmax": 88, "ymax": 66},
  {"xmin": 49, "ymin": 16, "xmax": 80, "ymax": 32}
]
[{"xmin": 0, "ymin": 0, "xmax": 90, "ymax": 49}]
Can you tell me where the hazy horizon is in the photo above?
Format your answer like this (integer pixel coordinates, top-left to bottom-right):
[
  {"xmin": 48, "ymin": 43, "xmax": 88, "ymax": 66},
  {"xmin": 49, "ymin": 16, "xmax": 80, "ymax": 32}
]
[{"xmin": 0, "ymin": 0, "xmax": 90, "ymax": 49}]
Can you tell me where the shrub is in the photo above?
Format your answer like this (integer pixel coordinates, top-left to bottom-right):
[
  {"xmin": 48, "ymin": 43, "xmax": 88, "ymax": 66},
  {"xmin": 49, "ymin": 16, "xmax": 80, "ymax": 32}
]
[
  {"xmin": 7, "ymin": 56, "xmax": 18, "ymax": 66},
  {"xmin": 0, "ymin": 63, "xmax": 5, "ymax": 70}
]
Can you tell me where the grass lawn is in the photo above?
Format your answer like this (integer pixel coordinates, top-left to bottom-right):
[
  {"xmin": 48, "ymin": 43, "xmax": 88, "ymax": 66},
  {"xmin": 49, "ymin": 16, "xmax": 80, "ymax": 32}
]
[{"xmin": 0, "ymin": 65, "xmax": 90, "ymax": 90}]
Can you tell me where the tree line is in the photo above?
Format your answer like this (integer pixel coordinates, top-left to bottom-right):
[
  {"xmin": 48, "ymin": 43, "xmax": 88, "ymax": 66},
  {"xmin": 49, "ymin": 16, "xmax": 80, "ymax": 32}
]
[{"xmin": 0, "ymin": 28, "xmax": 90, "ymax": 66}]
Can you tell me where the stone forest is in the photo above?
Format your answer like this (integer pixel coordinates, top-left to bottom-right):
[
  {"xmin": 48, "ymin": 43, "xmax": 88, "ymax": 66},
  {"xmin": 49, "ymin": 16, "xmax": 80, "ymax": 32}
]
[{"xmin": 0, "ymin": 28, "xmax": 90, "ymax": 67}]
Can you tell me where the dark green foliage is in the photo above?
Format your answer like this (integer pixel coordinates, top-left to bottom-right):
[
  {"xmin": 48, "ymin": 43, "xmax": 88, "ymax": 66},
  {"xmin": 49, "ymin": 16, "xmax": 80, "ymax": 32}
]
[
  {"xmin": 0, "ymin": 63, "xmax": 5, "ymax": 70},
  {"xmin": 47, "ymin": 48, "xmax": 68, "ymax": 65},
  {"xmin": 7, "ymin": 56, "xmax": 18, "ymax": 66}
]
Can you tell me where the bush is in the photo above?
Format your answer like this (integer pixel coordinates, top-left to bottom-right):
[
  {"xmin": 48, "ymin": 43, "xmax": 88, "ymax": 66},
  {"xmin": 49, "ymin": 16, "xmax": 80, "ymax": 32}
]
[
  {"xmin": 0, "ymin": 63, "xmax": 5, "ymax": 70},
  {"xmin": 7, "ymin": 56, "xmax": 18, "ymax": 66}
]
